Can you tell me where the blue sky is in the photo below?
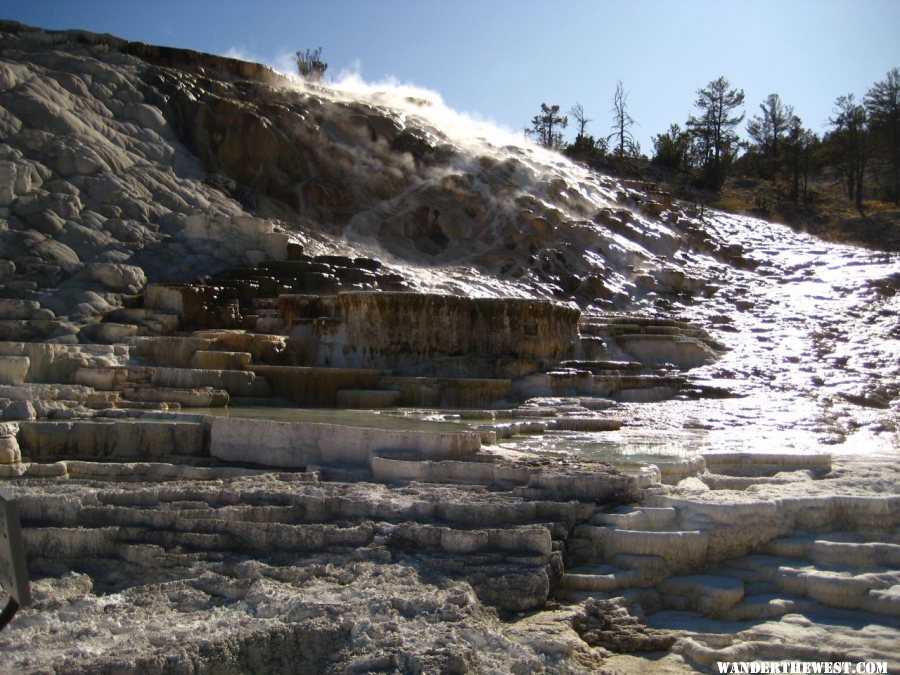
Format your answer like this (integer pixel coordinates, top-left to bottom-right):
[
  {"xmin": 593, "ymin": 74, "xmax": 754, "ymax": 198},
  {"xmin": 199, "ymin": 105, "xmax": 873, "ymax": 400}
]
[{"xmin": 3, "ymin": 1, "xmax": 898, "ymax": 153}]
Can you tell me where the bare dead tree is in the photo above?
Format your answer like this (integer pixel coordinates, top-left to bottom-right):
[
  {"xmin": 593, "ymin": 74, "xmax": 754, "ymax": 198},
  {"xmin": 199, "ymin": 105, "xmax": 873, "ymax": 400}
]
[
  {"xmin": 608, "ymin": 81, "xmax": 637, "ymax": 160},
  {"xmin": 569, "ymin": 102, "xmax": 593, "ymax": 139}
]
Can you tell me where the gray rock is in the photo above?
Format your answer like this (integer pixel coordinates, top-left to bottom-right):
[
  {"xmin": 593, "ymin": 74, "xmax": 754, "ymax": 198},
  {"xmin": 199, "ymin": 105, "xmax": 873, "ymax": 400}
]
[
  {"xmin": 0, "ymin": 398, "xmax": 36, "ymax": 420},
  {"xmin": 0, "ymin": 298, "xmax": 39, "ymax": 319},
  {"xmin": 24, "ymin": 207, "xmax": 65, "ymax": 234},
  {"xmin": 86, "ymin": 262, "xmax": 146, "ymax": 292},
  {"xmin": 0, "ymin": 355, "xmax": 29, "ymax": 384},
  {"xmin": 0, "ymin": 258, "xmax": 15, "ymax": 281},
  {"xmin": 31, "ymin": 238, "xmax": 80, "ymax": 271},
  {"xmin": 0, "ymin": 433, "xmax": 21, "ymax": 463},
  {"xmin": 57, "ymin": 222, "xmax": 114, "ymax": 259}
]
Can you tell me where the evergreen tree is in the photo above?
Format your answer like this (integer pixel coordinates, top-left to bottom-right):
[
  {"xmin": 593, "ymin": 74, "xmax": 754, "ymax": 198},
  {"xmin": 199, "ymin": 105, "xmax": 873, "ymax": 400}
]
[
  {"xmin": 686, "ymin": 76, "xmax": 745, "ymax": 189},
  {"xmin": 747, "ymin": 93, "xmax": 794, "ymax": 178},
  {"xmin": 828, "ymin": 94, "xmax": 868, "ymax": 208},
  {"xmin": 565, "ymin": 134, "xmax": 606, "ymax": 163},
  {"xmin": 295, "ymin": 47, "xmax": 328, "ymax": 81},
  {"xmin": 864, "ymin": 67, "xmax": 900, "ymax": 203},
  {"xmin": 528, "ymin": 103, "xmax": 568, "ymax": 149},
  {"xmin": 783, "ymin": 118, "xmax": 818, "ymax": 204},
  {"xmin": 652, "ymin": 124, "xmax": 692, "ymax": 170}
]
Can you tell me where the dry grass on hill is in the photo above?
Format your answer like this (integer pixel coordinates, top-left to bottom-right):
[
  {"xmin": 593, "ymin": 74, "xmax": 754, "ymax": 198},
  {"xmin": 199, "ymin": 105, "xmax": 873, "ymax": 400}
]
[{"xmin": 713, "ymin": 177, "xmax": 900, "ymax": 251}]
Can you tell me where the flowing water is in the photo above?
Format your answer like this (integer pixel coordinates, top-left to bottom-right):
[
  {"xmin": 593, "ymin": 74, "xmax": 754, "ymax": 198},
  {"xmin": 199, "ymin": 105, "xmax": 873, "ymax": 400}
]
[
  {"xmin": 670, "ymin": 213, "xmax": 898, "ymax": 454},
  {"xmin": 509, "ymin": 211, "xmax": 900, "ymax": 463},
  {"xmin": 383, "ymin": 86, "xmax": 900, "ymax": 460},
  {"xmin": 210, "ymin": 75, "xmax": 900, "ymax": 464}
]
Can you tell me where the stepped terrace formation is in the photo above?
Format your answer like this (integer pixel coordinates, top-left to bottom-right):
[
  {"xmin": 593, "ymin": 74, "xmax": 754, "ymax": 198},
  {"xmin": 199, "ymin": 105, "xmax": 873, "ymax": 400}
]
[{"xmin": 0, "ymin": 21, "xmax": 898, "ymax": 673}]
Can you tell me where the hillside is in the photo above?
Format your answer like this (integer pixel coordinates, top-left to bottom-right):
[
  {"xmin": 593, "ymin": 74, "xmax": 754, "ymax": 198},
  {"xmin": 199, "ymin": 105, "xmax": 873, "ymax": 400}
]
[
  {"xmin": 0, "ymin": 19, "xmax": 755, "ymax": 337},
  {"xmin": 713, "ymin": 176, "xmax": 900, "ymax": 252}
]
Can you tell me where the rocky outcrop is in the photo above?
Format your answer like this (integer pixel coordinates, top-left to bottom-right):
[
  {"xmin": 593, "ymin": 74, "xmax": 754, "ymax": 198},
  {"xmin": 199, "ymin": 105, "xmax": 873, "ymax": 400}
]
[
  {"xmin": 0, "ymin": 420, "xmax": 21, "ymax": 465},
  {"xmin": 5, "ymin": 469, "xmax": 597, "ymax": 616},
  {"xmin": 0, "ymin": 17, "xmax": 744, "ymax": 336},
  {"xmin": 0, "ymin": 341, "xmax": 130, "ymax": 382},
  {"xmin": 556, "ymin": 453, "xmax": 900, "ymax": 663},
  {"xmin": 311, "ymin": 292, "xmax": 580, "ymax": 366},
  {"xmin": 209, "ymin": 415, "xmax": 482, "ymax": 469},
  {"xmin": 0, "ymin": 19, "xmax": 727, "ymax": 425},
  {"xmin": 18, "ymin": 418, "xmax": 206, "ymax": 461},
  {"xmin": 572, "ymin": 597, "xmax": 676, "ymax": 652},
  {"xmin": 4, "ymin": 447, "xmax": 898, "ymax": 672},
  {"xmin": 0, "ymin": 28, "xmax": 265, "ymax": 341}
]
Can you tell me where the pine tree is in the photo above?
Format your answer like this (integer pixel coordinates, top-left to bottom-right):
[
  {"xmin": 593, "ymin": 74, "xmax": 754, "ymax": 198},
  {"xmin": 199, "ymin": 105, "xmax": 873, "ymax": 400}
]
[
  {"xmin": 686, "ymin": 76, "xmax": 745, "ymax": 189},
  {"xmin": 864, "ymin": 67, "xmax": 900, "ymax": 203},
  {"xmin": 295, "ymin": 47, "xmax": 327, "ymax": 81},
  {"xmin": 747, "ymin": 93, "xmax": 794, "ymax": 178},
  {"xmin": 528, "ymin": 103, "xmax": 568, "ymax": 149},
  {"xmin": 783, "ymin": 118, "xmax": 818, "ymax": 204},
  {"xmin": 652, "ymin": 124, "xmax": 692, "ymax": 171},
  {"xmin": 828, "ymin": 94, "xmax": 868, "ymax": 208}
]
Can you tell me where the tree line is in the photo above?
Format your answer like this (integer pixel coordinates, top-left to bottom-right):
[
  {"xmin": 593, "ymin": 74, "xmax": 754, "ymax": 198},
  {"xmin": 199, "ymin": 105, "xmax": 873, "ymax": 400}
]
[
  {"xmin": 526, "ymin": 68, "xmax": 900, "ymax": 207},
  {"xmin": 292, "ymin": 48, "xmax": 897, "ymax": 209}
]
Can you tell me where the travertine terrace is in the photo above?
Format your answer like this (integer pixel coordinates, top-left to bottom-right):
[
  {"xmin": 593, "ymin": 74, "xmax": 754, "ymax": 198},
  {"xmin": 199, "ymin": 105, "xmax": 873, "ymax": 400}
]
[{"xmin": 0, "ymin": 21, "xmax": 898, "ymax": 674}]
